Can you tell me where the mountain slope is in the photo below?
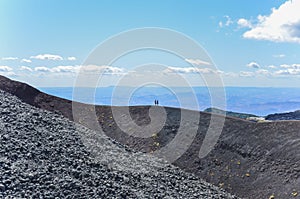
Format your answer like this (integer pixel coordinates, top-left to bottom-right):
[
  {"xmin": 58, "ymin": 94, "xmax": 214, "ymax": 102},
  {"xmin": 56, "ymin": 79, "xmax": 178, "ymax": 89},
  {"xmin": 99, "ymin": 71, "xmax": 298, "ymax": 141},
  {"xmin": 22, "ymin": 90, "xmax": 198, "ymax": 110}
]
[
  {"xmin": 266, "ymin": 110, "xmax": 300, "ymax": 120},
  {"xmin": 204, "ymin": 107, "xmax": 258, "ymax": 119},
  {"xmin": 0, "ymin": 75, "xmax": 299, "ymax": 199},
  {"xmin": 0, "ymin": 75, "xmax": 73, "ymax": 120},
  {"xmin": 0, "ymin": 90, "xmax": 237, "ymax": 198}
]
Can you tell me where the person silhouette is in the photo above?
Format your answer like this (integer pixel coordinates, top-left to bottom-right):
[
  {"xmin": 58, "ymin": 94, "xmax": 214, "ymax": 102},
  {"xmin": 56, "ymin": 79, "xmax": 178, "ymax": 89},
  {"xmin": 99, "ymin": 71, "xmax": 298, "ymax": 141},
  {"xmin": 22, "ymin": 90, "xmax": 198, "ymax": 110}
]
[
  {"xmin": 154, "ymin": 100, "xmax": 157, "ymax": 105},
  {"xmin": 157, "ymin": 100, "xmax": 159, "ymax": 106}
]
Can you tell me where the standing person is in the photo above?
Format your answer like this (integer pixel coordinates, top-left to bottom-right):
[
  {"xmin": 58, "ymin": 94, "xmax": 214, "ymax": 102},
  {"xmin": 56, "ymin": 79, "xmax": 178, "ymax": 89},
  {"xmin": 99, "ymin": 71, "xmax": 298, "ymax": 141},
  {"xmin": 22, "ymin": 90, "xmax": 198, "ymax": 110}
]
[
  {"xmin": 154, "ymin": 99, "xmax": 157, "ymax": 106},
  {"xmin": 157, "ymin": 100, "xmax": 159, "ymax": 106}
]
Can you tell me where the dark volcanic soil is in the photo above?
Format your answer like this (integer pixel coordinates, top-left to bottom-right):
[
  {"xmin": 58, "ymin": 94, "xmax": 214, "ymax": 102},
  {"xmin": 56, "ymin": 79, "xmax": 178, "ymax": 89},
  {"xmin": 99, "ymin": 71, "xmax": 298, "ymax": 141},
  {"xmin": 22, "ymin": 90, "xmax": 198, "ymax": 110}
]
[
  {"xmin": 1, "ymin": 75, "xmax": 299, "ymax": 199},
  {"xmin": 0, "ymin": 90, "xmax": 237, "ymax": 198}
]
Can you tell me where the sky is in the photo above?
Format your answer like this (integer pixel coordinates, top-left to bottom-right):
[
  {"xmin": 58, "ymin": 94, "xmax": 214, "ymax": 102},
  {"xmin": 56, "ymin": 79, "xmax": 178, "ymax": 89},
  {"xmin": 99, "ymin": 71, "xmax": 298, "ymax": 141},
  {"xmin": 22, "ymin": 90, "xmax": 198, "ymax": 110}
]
[{"xmin": 1, "ymin": 0, "xmax": 300, "ymax": 87}]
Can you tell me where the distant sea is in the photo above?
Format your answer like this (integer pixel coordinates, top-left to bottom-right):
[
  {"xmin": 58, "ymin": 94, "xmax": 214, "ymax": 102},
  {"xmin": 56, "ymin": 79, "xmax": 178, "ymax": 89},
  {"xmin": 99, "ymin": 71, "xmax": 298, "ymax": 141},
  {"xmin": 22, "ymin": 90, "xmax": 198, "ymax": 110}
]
[{"xmin": 39, "ymin": 87, "xmax": 300, "ymax": 116}]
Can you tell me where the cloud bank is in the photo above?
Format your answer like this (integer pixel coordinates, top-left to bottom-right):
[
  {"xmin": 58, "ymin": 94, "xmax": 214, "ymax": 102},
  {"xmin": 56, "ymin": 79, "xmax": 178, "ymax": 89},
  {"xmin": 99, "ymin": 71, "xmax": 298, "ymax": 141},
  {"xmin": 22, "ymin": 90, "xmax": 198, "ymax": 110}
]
[
  {"xmin": 185, "ymin": 58, "xmax": 211, "ymax": 66},
  {"xmin": 0, "ymin": 66, "xmax": 13, "ymax": 72},
  {"xmin": 21, "ymin": 59, "xmax": 32, "ymax": 63},
  {"xmin": 241, "ymin": 0, "xmax": 300, "ymax": 43},
  {"xmin": 30, "ymin": 54, "xmax": 64, "ymax": 61},
  {"xmin": 1, "ymin": 57, "xmax": 18, "ymax": 61}
]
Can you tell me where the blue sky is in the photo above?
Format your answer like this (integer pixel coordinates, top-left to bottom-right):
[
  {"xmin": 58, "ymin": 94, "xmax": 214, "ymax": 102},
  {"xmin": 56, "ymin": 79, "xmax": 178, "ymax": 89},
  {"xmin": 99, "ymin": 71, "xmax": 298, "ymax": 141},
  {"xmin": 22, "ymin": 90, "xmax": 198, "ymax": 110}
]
[{"xmin": 1, "ymin": 0, "xmax": 300, "ymax": 87}]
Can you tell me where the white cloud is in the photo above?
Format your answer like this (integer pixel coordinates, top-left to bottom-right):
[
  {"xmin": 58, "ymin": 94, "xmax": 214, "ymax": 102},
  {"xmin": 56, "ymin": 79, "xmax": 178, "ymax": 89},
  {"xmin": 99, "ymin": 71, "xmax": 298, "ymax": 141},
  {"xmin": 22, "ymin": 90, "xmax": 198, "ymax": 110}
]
[
  {"xmin": 292, "ymin": 64, "xmax": 300, "ymax": 68},
  {"xmin": 256, "ymin": 69, "xmax": 270, "ymax": 75},
  {"xmin": 34, "ymin": 66, "xmax": 52, "ymax": 72},
  {"xmin": 219, "ymin": 21, "xmax": 223, "ymax": 28},
  {"xmin": 247, "ymin": 62, "xmax": 260, "ymax": 69},
  {"xmin": 273, "ymin": 54, "xmax": 285, "ymax": 58},
  {"xmin": 0, "ymin": 65, "xmax": 16, "ymax": 77},
  {"xmin": 185, "ymin": 58, "xmax": 211, "ymax": 66},
  {"xmin": 67, "ymin": 56, "xmax": 76, "ymax": 61},
  {"xmin": 268, "ymin": 65, "xmax": 277, "ymax": 69},
  {"xmin": 34, "ymin": 66, "xmax": 78, "ymax": 73},
  {"xmin": 0, "ymin": 71, "xmax": 16, "ymax": 77},
  {"xmin": 280, "ymin": 64, "xmax": 290, "ymax": 68},
  {"xmin": 240, "ymin": 71, "xmax": 255, "ymax": 77},
  {"xmin": 20, "ymin": 66, "xmax": 33, "ymax": 72},
  {"xmin": 30, "ymin": 54, "xmax": 63, "ymax": 61},
  {"xmin": 274, "ymin": 68, "xmax": 300, "ymax": 76},
  {"xmin": 51, "ymin": 65, "xmax": 80, "ymax": 73},
  {"xmin": 219, "ymin": 15, "xmax": 233, "ymax": 28},
  {"xmin": 235, "ymin": 62, "xmax": 300, "ymax": 77},
  {"xmin": 21, "ymin": 59, "xmax": 32, "ymax": 63},
  {"xmin": 280, "ymin": 63, "xmax": 300, "ymax": 69},
  {"xmin": 164, "ymin": 66, "xmax": 222, "ymax": 74},
  {"xmin": 103, "ymin": 66, "xmax": 124, "ymax": 74},
  {"xmin": 242, "ymin": 0, "xmax": 300, "ymax": 43},
  {"xmin": 237, "ymin": 18, "xmax": 252, "ymax": 28},
  {"xmin": 80, "ymin": 65, "xmax": 124, "ymax": 75},
  {"xmin": 31, "ymin": 65, "xmax": 124, "ymax": 75},
  {"xmin": 32, "ymin": 66, "xmax": 79, "ymax": 73},
  {"xmin": 1, "ymin": 57, "xmax": 18, "ymax": 61},
  {"xmin": 244, "ymin": 63, "xmax": 300, "ymax": 76},
  {"xmin": 223, "ymin": 72, "xmax": 239, "ymax": 77},
  {"xmin": 0, "ymin": 65, "xmax": 13, "ymax": 72},
  {"xmin": 229, "ymin": 69, "xmax": 273, "ymax": 78}
]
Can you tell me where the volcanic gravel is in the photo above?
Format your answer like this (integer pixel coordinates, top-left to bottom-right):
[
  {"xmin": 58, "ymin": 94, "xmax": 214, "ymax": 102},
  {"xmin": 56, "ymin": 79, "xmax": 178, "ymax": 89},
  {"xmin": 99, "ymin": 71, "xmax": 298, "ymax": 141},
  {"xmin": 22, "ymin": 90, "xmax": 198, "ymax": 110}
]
[
  {"xmin": 0, "ymin": 90, "xmax": 237, "ymax": 199},
  {"xmin": 1, "ymin": 76, "xmax": 300, "ymax": 198}
]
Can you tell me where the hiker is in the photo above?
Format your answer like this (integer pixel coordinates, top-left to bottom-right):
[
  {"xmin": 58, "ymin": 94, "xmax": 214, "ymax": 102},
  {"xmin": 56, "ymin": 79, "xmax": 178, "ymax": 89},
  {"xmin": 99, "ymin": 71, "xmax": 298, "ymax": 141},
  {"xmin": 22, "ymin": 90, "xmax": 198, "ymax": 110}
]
[
  {"xmin": 154, "ymin": 100, "xmax": 157, "ymax": 105},
  {"xmin": 157, "ymin": 100, "xmax": 159, "ymax": 106}
]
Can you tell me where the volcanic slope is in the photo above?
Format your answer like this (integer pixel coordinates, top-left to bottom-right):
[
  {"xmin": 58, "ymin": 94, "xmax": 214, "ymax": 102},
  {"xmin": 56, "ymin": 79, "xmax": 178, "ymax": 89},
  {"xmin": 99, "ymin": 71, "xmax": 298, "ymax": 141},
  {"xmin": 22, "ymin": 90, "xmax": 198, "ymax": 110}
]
[
  {"xmin": 0, "ymin": 90, "xmax": 238, "ymax": 198},
  {"xmin": 0, "ymin": 75, "xmax": 299, "ymax": 198}
]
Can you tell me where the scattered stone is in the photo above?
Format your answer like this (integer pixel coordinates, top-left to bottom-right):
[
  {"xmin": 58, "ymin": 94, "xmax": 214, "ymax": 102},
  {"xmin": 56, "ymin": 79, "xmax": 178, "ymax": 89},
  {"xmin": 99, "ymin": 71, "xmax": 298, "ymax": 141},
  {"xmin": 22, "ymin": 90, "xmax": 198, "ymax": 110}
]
[
  {"xmin": 0, "ymin": 184, "xmax": 5, "ymax": 191},
  {"xmin": 0, "ymin": 90, "xmax": 238, "ymax": 198},
  {"xmin": 2, "ymin": 75, "xmax": 299, "ymax": 199},
  {"xmin": 292, "ymin": 191, "xmax": 298, "ymax": 197}
]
